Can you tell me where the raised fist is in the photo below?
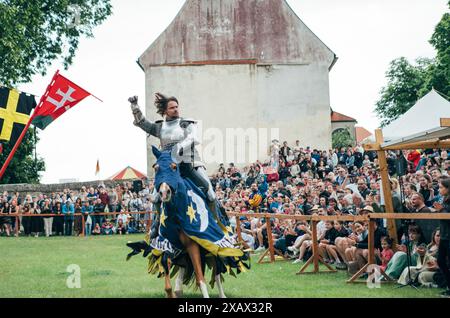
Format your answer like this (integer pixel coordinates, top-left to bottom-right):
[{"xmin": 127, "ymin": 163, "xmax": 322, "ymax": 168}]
[{"xmin": 128, "ymin": 96, "xmax": 138, "ymax": 105}]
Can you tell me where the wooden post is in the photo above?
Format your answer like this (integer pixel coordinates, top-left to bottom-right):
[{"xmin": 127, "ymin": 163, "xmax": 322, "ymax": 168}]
[
  {"xmin": 347, "ymin": 218, "xmax": 392, "ymax": 283},
  {"xmin": 266, "ymin": 216, "xmax": 275, "ymax": 263},
  {"xmin": 375, "ymin": 128, "xmax": 397, "ymax": 245},
  {"xmin": 257, "ymin": 216, "xmax": 276, "ymax": 264},
  {"xmin": 15, "ymin": 215, "xmax": 19, "ymax": 237},
  {"xmin": 81, "ymin": 213, "xmax": 85, "ymax": 237},
  {"xmin": 235, "ymin": 215, "xmax": 242, "ymax": 242},
  {"xmin": 297, "ymin": 218, "xmax": 337, "ymax": 274},
  {"xmin": 311, "ymin": 220, "xmax": 319, "ymax": 272},
  {"xmin": 368, "ymin": 219, "xmax": 375, "ymax": 264}
]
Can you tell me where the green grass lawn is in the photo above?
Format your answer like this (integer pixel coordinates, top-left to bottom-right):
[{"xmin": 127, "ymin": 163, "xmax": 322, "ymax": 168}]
[{"xmin": 0, "ymin": 235, "xmax": 443, "ymax": 298}]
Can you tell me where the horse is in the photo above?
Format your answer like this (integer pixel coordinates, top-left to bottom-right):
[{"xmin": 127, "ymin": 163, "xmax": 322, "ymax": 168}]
[{"xmin": 126, "ymin": 146, "xmax": 249, "ymax": 298}]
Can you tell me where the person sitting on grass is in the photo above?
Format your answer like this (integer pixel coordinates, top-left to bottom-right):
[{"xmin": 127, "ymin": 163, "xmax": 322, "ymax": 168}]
[
  {"xmin": 101, "ymin": 219, "xmax": 114, "ymax": 235},
  {"xmin": 116, "ymin": 219, "xmax": 127, "ymax": 235},
  {"xmin": 351, "ymin": 220, "xmax": 388, "ymax": 273},
  {"xmin": 380, "ymin": 236, "xmax": 395, "ymax": 272},
  {"xmin": 324, "ymin": 220, "xmax": 349, "ymax": 268},
  {"xmin": 318, "ymin": 220, "xmax": 338, "ymax": 263},
  {"xmin": 385, "ymin": 224, "xmax": 426, "ymax": 280},
  {"xmin": 291, "ymin": 207, "xmax": 327, "ymax": 264},
  {"xmin": 92, "ymin": 223, "xmax": 101, "ymax": 235},
  {"xmin": 416, "ymin": 228, "xmax": 441, "ymax": 287},
  {"xmin": 344, "ymin": 221, "xmax": 368, "ymax": 264},
  {"xmin": 239, "ymin": 216, "xmax": 255, "ymax": 250},
  {"xmin": 333, "ymin": 221, "xmax": 366, "ymax": 269}
]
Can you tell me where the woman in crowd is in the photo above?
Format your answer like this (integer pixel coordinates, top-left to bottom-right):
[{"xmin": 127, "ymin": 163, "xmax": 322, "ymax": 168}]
[
  {"xmin": 419, "ymin": 174, "xmax": 436, "ymax": 207},
  {"xmin": 52, "ymin": 201, "xmax": 64, "ymax": 236},
  {"xmin": 41, "ymin": 199, "xmax": 53, "ymax": 237},
  {"xmin": 385, "ymin": 225, "xmax": 426, "ymax": 280},
  {"xmin": 73, "ymin": 198, "xmax": 83, "ymax": 236},
  {"xmin": 434, "ymin": 177, "xmax": 450, "ymax": 297},
  {"xmin": 0, "ymin": 201, "xmax": 12, "ymax": 236},
  {"xmin": 82, "ymin": 201, "xmax": 93, "ymax": 236},
  {"xmin": 325, "ymin": 220, "xmax": 349, "ymax": 268},
  {"xmin": 21, "ymin": 203, "xmax": 32, "ymax": 236},
  {"xmin": 412, "ymin": 229, "xmax": 441, "ymax": 287},
  {"xmin": 30, "ymin": 198, "xmax": 43, "ymax": 238},
  {"xmin": 333, "ymin": 221, "xmax": 365, "ymax": 269}
]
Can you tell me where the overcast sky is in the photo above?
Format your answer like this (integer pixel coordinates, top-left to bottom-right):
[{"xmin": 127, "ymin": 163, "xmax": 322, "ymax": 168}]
[{"xmin": 16, "ymin": 0, "xmax": 448, "ymax": 184}]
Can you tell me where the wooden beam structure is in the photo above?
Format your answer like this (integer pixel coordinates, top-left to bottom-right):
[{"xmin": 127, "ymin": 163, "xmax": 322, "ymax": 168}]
[
  {"xmin": 374, "ymin": 129, "xmax": 397, "ymax": 246},
  {"xmin": 364, "ymin": 139, "xmax": 450, "ymax": 151},
  {"xmin": 441, "ymin": 118, "xmax": 450, "ymax": 127},
  {"xmin": 383, "ymin": 139, "xmax": 450, "ymax": 151},
  {"xmin": 347, "ymin": 219, "xmax": 393, "ymax": 284},
  {"xmin": 296, "ymin": 219, "xmax": 337, "ymax": 275}
]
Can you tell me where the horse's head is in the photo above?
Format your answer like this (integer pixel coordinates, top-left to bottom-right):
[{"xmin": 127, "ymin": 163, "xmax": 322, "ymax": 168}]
[{"xmin": 152, "ymin": 146, "xmax": 182, "ymax": 203}]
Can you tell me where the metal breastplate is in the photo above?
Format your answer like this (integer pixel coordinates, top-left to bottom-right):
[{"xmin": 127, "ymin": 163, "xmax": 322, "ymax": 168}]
[{"xmin": 160, "ymin": 118, "xmax": 185, "ymax": 151}]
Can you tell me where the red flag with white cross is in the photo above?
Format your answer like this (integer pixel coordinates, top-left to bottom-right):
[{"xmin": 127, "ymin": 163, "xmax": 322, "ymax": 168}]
[{"xmin": 32, "ymin": 70, "xmax": 99, "ymax": 130}]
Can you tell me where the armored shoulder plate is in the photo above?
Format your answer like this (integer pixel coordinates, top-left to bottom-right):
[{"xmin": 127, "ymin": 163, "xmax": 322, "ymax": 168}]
[{"xmin": 180, "ymin": 118, "xmax": 197, "ymax": 128}]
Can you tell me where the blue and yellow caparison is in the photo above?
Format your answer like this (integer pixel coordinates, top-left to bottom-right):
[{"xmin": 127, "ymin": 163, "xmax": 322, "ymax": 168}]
[{"xmin": 126, "ymin": 146, "xmax": 249, "ymax": 287}]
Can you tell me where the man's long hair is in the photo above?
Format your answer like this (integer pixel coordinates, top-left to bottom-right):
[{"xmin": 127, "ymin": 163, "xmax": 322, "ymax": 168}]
[{"xmin": 154, "ymin": 92, "xmax": 178, "ymax": 117}]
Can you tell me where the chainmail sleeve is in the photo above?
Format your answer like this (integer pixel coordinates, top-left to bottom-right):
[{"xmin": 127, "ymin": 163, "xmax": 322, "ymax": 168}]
[{"xmin": 131, "ymin": 103, "xmax": 159, "ymax": 137}]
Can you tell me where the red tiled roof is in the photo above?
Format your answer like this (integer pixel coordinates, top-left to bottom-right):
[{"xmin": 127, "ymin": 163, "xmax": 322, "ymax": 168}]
[
  {"xmin": 331, "ymin": 111, "xmax": 357, "ymax": 122},
  {"xmin": 355, "ymin": 126, "xmax": 373, "ymax": 143}
]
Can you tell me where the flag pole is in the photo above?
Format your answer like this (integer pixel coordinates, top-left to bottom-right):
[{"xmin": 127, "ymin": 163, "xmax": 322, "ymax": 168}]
[
  {"xmin": 0, "ymin": 114, "xmax": 35, "ymax": 180},
  {"xmin": 0, "ymin": 70, "xmax": 59, "ymax": 181}
]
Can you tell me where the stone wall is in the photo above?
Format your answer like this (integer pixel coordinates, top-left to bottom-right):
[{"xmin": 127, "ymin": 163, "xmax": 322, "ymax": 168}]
[{"xmin": 0, "ymin": 179, "xmax": 139, "ymax": 196}]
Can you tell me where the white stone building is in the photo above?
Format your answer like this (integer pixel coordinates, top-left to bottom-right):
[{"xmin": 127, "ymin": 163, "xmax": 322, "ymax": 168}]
[{"xmin": 138, "ymin": 0, "xmax": 338, "ymax": 176}]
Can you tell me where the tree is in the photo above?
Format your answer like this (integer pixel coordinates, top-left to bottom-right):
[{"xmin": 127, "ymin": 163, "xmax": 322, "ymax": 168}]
[
  {"xmin": 0, "ymin": 128, "xmax": 45, "ymax": 184},
  {"xmin": 375, "ymin": 57, "xmax": 434, "ymax": 127},
  {"xmin": 375, "ymin": 3, "xmax": 450, "ymax": 127},
  {"xmin": 428, "ymin": 1, "xmax": 450, "ymax": 97},
  {"xmin": 0, "ymin": 0, "xmax": 112, "ymax": 86},
  {"xmin": 332, "ymin": 128, "xmax": 354, "ymax": 150}
]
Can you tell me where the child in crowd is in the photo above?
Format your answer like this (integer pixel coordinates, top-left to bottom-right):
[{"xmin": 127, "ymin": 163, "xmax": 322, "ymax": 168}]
[{"xmin": 380, "ymin": 236, "xmax": 394, "ymax": 272}]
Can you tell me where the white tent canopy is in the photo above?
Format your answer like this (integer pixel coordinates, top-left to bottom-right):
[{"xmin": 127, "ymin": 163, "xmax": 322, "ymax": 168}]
[{"xmin": 373, "ymin": 89, "xmax": 450, "ymax": 147}]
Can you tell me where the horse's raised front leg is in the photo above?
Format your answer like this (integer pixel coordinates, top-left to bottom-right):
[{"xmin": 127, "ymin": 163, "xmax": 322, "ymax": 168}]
[
  {"xmin": 179, "ymin": 231, "xmax": 210, "ymax": 298},
  {"xmin": 164, "ymin": 262, "xmax": 175, "ymax": 298},
  {"xmin": 174, "ymin": 267, "xmax": 185, "ymax": 298}
]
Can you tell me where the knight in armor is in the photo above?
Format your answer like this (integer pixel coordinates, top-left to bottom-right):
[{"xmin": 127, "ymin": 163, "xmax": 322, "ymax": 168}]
[{"xmin": 128, "ymin": 93, "xmax": 224, "ymax": 238}]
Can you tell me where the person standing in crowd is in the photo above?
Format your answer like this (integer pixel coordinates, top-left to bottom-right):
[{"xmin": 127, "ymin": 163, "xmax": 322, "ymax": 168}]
[
  {"xmin": 73, "ymin": 198, "xmax": 83, "ymax": 236},
  {"xmin": 52, "ymin": 201, "xmax": 64, "ymax": 236},
  {"xmin": 82, "ymin": 200, "xmax": 93, "ymax": 236},
  {"xmin": 93, "ymin": 198, "xmax": 106, "ymax": 228},
  {"xmin": 62, "ymin": 199, "xmax": 74, "ymax": 236},
  {"xmin": 30, "ymin": 197, "xmax": 43, "ymax": 238},
  {"xmin": 0, "ymin": 201, "xmax": 12, "ymax": 236},
  {"xmin": 21, "ymin": 203, "xmax": 32, "ymax": 236},
  {"xmin": 280, "ymin": 141, "xmax": 291, "ymax": 162},
  {"xmin": 41, "ymin": 199, "xmax": 53, "ymax": 237},
  {"xmin": 434, "ymin": 177, "xmax": 450, "ymax": 297}
]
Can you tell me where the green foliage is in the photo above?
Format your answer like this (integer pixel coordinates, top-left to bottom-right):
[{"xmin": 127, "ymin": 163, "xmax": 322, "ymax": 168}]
[
  {"xmin": 428, "ymin": 2, "xmax": 450, "ymax": 97},
  {"xmin": 0, "ymin": 0, "xmax": 112, "ymax": 86},
  {"xmin": 332, "ymin": 128, "xmax": 354, "ymax": 149},
  {"xmin": 0, "ymin": 128, "xmax": 45, "ymax": 184},
  {"xmin": 375, "ymin": 4, "xmax": 450, "ymax": 127},
  {"xmin": 375, "ymin": 57, "xmax": 434, "ymax": 127}
]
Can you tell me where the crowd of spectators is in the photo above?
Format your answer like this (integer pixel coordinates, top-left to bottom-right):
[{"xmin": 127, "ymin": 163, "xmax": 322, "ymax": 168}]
[
  {"xmin": 1, "ymin": 140, "xmax": 450, "ymax": 293},
  {"xmin": 0, "ymin": 181, "xmax": 153, "ymax": 237},
  {"xmin": 209, "ymin": 141, "xmax": 450, "ymax": 291}
]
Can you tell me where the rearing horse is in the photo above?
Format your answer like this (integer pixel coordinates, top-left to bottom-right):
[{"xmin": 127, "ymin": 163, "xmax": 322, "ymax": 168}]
[{"xmin": 126, "ymin": 146, "xmax": 249, "ymax": 298}]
